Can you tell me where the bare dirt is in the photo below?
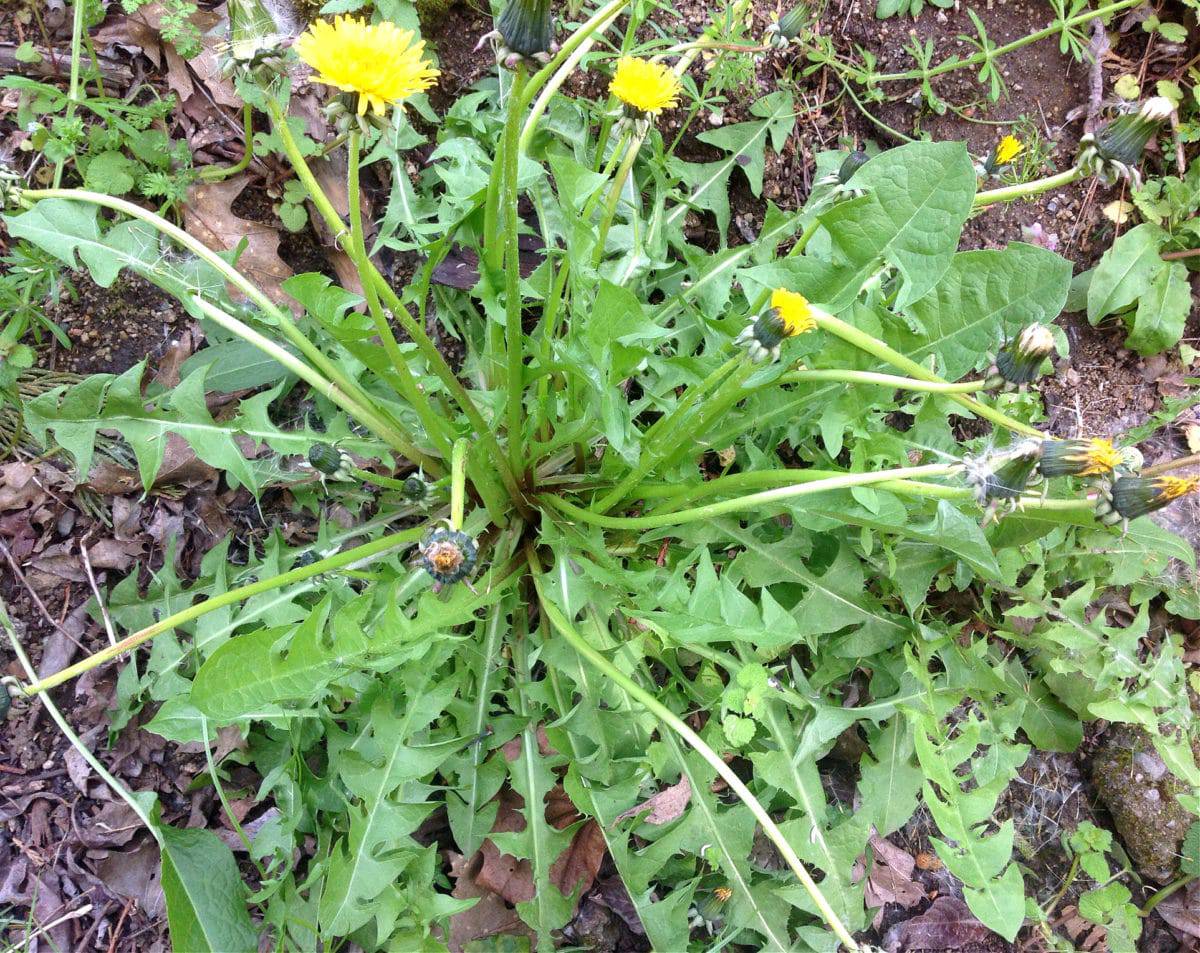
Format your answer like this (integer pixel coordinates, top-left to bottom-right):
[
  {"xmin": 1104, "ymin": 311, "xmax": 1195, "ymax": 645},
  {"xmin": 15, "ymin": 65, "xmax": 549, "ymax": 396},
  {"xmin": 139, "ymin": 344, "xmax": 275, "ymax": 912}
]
[{"xmin": 1, "ymin": 0, "xmax": 1198, "ymax": 950}]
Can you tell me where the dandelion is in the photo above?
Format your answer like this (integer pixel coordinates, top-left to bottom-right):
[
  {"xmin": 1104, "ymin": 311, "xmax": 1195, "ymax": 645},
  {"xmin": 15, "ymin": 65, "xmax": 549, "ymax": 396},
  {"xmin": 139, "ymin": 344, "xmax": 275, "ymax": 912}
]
[
  {"xmin": 963, "ymin": 439, "xmax": 1043, "ymax": 510},
  {"xmin": 988, "ymin": 324, "xmax": 1055, "ymax": 388},
  {"xmin": 610, "ymin": 57, "xmax": 681, "ymax": 119},
  {"xmin": 713, "ymin": 886, "xmax": 733, "ymax": 903},
  {"xmin": 1096, "ymin": 474, "xmax": 1200, "ymax": 526},
  {"xmin": 735, "ymin": 288, "xmax": 817, "ymax": 363},
  {"xmin": 765, "ymin": 3, "xmax": 809, "ymax": 47},
  {"xmin": 492, "ymin": 0, "xmax": 555, "ymax": 66},
  {"xmin": 418, "ymin": 526, "xmax": 478, "ymax": 588},
  {"xmin": 1076, "ymin": 97, "xmax": 1174, "ymax": 187},
  {"xmin": 981, "ymin": 134, "xmax": 1023, "ymax": 176},
  {"xmin": 308, "ymin": 443, "xmax": 354, "ymax": 481},
  {"xmin": 1038, "ymin": 438, "xmax": 1125, "ymax": 478},
  {"xmin": 294, "ymin": 16, "xmax": 439, "ymax": 117}
]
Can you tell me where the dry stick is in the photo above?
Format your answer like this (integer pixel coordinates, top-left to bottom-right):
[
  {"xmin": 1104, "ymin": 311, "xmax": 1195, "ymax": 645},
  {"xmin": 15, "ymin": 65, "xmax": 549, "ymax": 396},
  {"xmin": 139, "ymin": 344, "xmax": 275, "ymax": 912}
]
[
  {"xmin": 77, "ymin": 537, "xmax": 116, "ymax": 647},
  {"xmin": 1142, "ymin": 452, "xmax": 1200, "ymax": 477},
  {"xmin": 0, "ymin": 538, "xmax": 87, "ymax": 653}
]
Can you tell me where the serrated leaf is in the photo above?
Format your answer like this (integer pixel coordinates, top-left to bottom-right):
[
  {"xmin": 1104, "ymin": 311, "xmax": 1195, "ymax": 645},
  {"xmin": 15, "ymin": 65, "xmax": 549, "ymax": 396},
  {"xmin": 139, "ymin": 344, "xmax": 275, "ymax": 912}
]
[{"xmin": 819, "ymin": 141, "xmax": 977, "ymax": 308}]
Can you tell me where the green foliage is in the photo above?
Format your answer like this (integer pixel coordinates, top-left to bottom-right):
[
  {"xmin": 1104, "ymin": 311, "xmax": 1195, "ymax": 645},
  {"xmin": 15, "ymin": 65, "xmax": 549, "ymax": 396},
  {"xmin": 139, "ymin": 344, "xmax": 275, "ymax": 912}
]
[{"xmin": 6, "ymin": 8, "xmax": 1198, "ymax": 952}]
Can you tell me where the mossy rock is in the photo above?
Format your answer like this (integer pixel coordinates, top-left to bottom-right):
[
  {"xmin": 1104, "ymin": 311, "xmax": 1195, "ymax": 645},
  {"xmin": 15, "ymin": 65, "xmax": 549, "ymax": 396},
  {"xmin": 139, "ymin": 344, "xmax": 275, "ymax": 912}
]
[
  {"xmin": 1089, "ymin": 724, "xmax": 1197, "ymax": 884},
  {"xmin": 414, "ymin": 0, "xmax": 458, "ymax": 24}
]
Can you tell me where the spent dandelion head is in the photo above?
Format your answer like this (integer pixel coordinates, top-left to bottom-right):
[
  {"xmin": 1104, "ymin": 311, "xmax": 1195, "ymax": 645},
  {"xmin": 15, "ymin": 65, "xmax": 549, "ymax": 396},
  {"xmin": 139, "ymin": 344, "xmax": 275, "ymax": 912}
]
[
  {"xmin": 610, "ymin": 57, "xmax": 681, "ymax": 119},
  {"xmin": 1076, "ymin": 96, "xmax": 1175, "ymax": 187},
  {"xmin": 294, "ymin": 16, "xmax": 439, "ymax": 117}
]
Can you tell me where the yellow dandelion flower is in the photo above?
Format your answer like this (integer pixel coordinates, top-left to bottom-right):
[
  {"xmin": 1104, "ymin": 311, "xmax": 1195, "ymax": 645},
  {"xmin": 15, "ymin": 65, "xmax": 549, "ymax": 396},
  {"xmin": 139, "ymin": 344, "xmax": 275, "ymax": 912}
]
[
  {"xmin": 713, "ymin": 886, "xmax": 733, "ymax": 903},
  {"xmin": 1155, "ymin": 475, "xmax": 1200, "ymax": 501},
  {"xmin": 770, "ymin": 288, "xmax": 816, "ymax": 337},
  {"xmin": 995, "ymin": 134, "xmax": 1023, "ymax": 166},
  {"xmin": 1040, "ymin": 438, "xmax": 1124, "ymax": 478},
  {"xmin": 610, "ymin": 57, "xmax": 681, "ymax": 117},
  {"xmin": 294, "ymin": 16, "xmax": 439, "ymax": 117}
]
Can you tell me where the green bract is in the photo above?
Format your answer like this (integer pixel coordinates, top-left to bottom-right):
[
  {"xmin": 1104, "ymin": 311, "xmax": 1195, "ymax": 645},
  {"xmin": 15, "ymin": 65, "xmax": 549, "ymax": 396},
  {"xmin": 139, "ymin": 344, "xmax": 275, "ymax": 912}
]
[{"xmin": 3, "ymin": 12, "xmax": 1197, "ymax": 953}]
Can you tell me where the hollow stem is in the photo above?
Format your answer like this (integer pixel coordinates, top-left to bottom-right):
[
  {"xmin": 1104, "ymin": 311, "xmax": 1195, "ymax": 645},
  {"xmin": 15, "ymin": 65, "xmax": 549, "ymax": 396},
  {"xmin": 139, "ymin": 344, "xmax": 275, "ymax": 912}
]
[
  {"xmin": 973, "ymin": 166, "xmax": 1083, "ymax": 207},
  {"xmin": 198, "ymin": 103, "xmax": 256, "ymax": 182},
  {"xmin": 778, "ymin": 369, "xmax": 987, "ymax": 393},
  {"xmin": 189, "ymin": 296, "xmax": 433, "ymax": 468},
  {"xmin": 53, "ymin": 0, "xmax": 86, "ymax": 188},
  {"xmin": 811, "ymin": 311, "xmax": 1042, "ymax": 437},
  {"xmin": 450, "ymin": 438, "xmax": 468, "ymax": 531},
  {"xmin": 518, "ymin": 0, "xmax": 630, "ymax": 114},
  {"xmin": 592, "ymin": 136, "xmax": 640, "ymax": 267},
  {"xmin": 502, "ymin": 65, "xmax": 531, "ymax": 474},
  {"xmin": 591, "ymin": 355, "xmax": 742, "ymax": 512},
  {"xmin": 16, "ymin": 528, "xmax": 425, "ymax": 697},
  {"xmin": 23, "ymin": 188, "xmax": 380, "ymax": 437},
  {"xmin": 347, "ymin": 128, "xmax": 452, "ymax": 470},
  {"xmin": 551, "ymin": 463, "xmax": 962, "ymax": 529},
  {"xmin": 528, "ymin": 566, "xmax": 860, "ymax": 952},
  {"xmin": 1140, "ymin": 875, "xmax": 1194, "ymax": 916}
]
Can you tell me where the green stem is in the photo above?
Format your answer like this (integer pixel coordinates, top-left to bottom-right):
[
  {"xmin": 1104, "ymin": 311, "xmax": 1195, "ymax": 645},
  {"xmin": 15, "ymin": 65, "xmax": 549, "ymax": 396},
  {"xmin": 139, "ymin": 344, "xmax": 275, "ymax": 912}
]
[
  {"xmin": 973, "ymin": 166, "xmax": 1083, "ymax": 207},
  {"xmin": 2, "ymin": 601, "xmax": 160, "ymax": 842},
  {"xmin": 871, "ymin": 0, "xmax": 1141, "ymax": 83},
  {"xmin": 1140, "ymin": 874, "xmax": 1193, "ymax": 915},
  {"xmin": 528, "ymin": 569, "xmax": 860, "ymax": 952},
  {"xmin": 24, "ymin": 188, "xmax": 381, "ymax": 441},
  {"xmin": 266, "ymin": 102, "xmax": 527, "ymax": 515},
  {"xmin": 778, "ymin": 369, "xmax": 986, "ymax": 393},
  {"xmin": 189, "ymin": 296, "xmax": 432, "ymax": 468},
  {"xmin": 16, "ymin": 528, "xmax": 424, "ymax": 697},
  {"xmin": 591, "ymin": 356, "xmax": 741, "ymax": 512},
  {"xmin": 502, "ymin": 66, "xmax": 531, "ymax": 475},
  {"xmin": 53, "ymin": 0, "xmax": 86, "ymax": 189},
  {"xmin": 592, "ymin": 136, "xmax": 640, "ymax": 267},
  {"xmin": 198, "ymin": 103, "xmax": 256, "ymax": 182},
  {"xmin": 347, "ymin": 128, "xmax": 452, "ymax": 471},
  {"xmin": 518, "ymin": 0, "xmax": 631, "ymax": 115},
  {"xmin": 450, "ymin": 438, "xmax": 468, "ymax": 531},
  {"xmin": 812, "ymin": 311, "xmax": 1042, "ymax": 437},
  {"xmin": 547, "ymin": 463, "xmax": 962, "ymax": 529}
]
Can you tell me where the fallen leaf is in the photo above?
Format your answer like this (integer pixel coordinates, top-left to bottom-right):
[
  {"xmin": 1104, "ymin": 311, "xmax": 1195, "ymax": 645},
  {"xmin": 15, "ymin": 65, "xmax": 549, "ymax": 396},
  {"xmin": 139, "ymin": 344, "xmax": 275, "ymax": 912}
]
[
  {"xmin": 1102, "ymin": 199, "xmax": 1135, "ymax": 225},
  {"xmin": 95, "ymin": 839, "xmax": 166, "ymax": 919},
  {"xmin": 1157, "ymin": 881, "xmax": 1200, "ymax": 939},
  {"xmin": 883, "ymin": 896, "xmax": 996, "ymax": 952},
  {"xmin": 184, "ymin": 176, "xmax": 294, "ymax": 306},
  {"xmin": 93, "ymin": 12, "xmax": 163, "ymax": 67},
  {"xmin": 448, "ymin": 850, "xmax": 536, "ymax": 953},
  {"xmin": 613, "ymin": 776, "xmax": 691, "ymax": 826}
]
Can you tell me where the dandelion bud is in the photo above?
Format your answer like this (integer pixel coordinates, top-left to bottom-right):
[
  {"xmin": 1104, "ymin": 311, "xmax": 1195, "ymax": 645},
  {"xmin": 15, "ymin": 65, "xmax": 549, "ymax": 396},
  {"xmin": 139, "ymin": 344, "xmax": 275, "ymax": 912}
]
[
  {"xmin": 766, "ymin": 4, "xmax": 809, "ymax": 46},
  {"xmin": 989, "ymin": 324, "xmax": 1055, "ymax": 387},
  {"xmin": 308, "ymin": 443, "xmax": 354, "ymax": 480},
  {"xmin": 1095, "ymin": 474, "xmax": 1200, "ymax": 525},
  {"xmin": 418, "ymin": 526, "xmax": 478, "ymax": 586},
  {"xmin": 403, "ymin": 475, "xmax": 428, "ymax": 501},
  {"xmin": 1038, "ymin": 438, "xmax": 1124, "ymax": 479},
  {"xmin": 734, "ymin": 288, "xmax": 817, "ymax": 363},
  {"xmin": 1077, "ymin": 97, "xmax": 1175, "ymax": 187},
  {"xmin": 495, "ymin": 0, "xmax": 554, "ymax": 63},
  {"xmin": 964, "ymin": 439, "xmax": 1043, "ymax": 505}
]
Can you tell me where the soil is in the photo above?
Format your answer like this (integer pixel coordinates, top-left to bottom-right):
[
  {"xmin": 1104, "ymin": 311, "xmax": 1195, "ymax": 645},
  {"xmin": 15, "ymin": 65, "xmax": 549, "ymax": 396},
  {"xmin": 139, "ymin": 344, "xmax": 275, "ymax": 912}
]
[{"xmin": 1, "ymin": 0, "xmax": 1198, "ymax": 950}]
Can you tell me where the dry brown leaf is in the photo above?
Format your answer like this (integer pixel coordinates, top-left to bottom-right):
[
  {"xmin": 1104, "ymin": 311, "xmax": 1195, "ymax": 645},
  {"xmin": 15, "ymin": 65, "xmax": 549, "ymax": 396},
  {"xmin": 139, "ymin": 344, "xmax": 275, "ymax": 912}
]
[
  {"xmin": 88, "ymin": 432, "xmax": 218, "ymax": 494},
  {"xmin": 883, "ymin": 896, "xmax": 997, "ymax": 952},
  {"xmin": 613, "ymin": 776, "xmax": 692, "ymax": 826},
  {"xmin": 184, "ymin": 176, "xmax": 294, "ymax": 306},
  {"xmin": 1157, "ymin": 882, "xmax": 1200, "ymax": 939},
  {"xmin": 447, "ymin": 850, "xmax": 535, "ymax": 953},
  {"xmin": 93, "ymin": 13, "xmax": 163, "ymax": 67}
]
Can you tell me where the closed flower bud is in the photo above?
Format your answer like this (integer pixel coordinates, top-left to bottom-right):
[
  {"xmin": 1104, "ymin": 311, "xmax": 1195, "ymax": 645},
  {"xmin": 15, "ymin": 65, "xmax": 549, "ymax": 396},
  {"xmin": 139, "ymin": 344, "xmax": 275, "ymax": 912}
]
[
  {"xmin": 766, "ymin": 4, "xmax": 809, "ymax": 46},
  {"xmin": 403, "ymin": 475, "xmax": 428, "ymax": 501},
  {"xmin": 990, "ymin": 324, "xmax": 1055, "ymax": 387},
  {"xmin": 1038, "ymin": 438, "xmax": 1124, "ymax": 478},
  {"xmin": 418, "ymin": 527, "xmax": 478, "ymax": 586},
  {"xmin": 308, "ymin": 443, "xmax": 353, "ymax": 480},
  {"xmin": 1076, "ymin": 97, "xmax": 1175, "ymax": 187},
  {"xmin": 495, "ymin": 0, "xmax": 554, "ymax": 63},
  {"xmin": 964, "ymin": 439, "xmax": 1043, "ymax": 505},
  {"xmin": 1095, "ymin": 474, "xmax": 1200, "ymax": 525}
]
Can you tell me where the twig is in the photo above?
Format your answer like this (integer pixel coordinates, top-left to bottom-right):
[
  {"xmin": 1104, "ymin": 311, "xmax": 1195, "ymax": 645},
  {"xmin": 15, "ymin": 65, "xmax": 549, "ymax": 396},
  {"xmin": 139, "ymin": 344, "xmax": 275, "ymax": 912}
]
[
  {"xmin": 1161, "ymin": 247, "xmax": 1200, "ymax": 261},
  {"xmin": 1085, "ymin": 18, "xmax": 1109, "ymax": 134},
  {"xmin": 105, "ymin": 899, "xmax": 134, "ymax": 953},
  {"xmin": 77, "ymin": 538, "xmax": 116, "ymax": 648},
  {"xmin": 0, "ymin": 539, "xmax": 87, "ymax": 653}
]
